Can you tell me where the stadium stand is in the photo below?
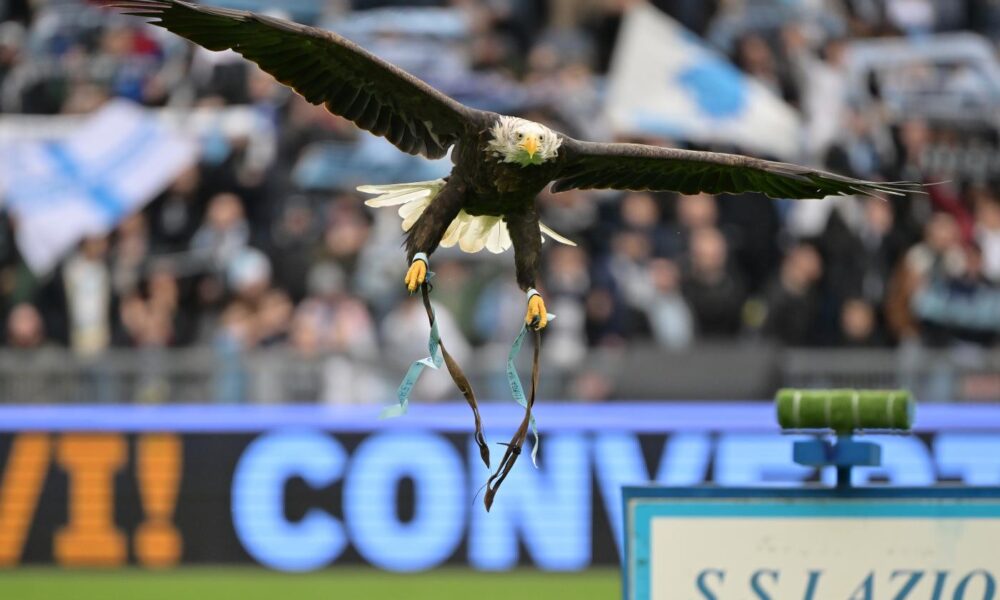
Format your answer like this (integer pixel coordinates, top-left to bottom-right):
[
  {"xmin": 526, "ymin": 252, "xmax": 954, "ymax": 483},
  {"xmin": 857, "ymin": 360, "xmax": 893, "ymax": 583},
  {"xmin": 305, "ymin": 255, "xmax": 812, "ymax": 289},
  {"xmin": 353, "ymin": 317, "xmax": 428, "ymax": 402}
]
[{"xmin": 0, "ymin": 0, "xmax": 998, "ymax": 403}]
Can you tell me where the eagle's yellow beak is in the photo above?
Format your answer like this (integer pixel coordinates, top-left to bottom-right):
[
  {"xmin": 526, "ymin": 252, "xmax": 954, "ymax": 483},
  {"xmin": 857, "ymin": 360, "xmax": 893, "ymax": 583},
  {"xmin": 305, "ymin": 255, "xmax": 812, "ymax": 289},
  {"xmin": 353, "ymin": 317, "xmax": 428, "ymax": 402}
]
[{"xmin": 520, "ymin": 135, "xmax": 539, "ymax": 157}]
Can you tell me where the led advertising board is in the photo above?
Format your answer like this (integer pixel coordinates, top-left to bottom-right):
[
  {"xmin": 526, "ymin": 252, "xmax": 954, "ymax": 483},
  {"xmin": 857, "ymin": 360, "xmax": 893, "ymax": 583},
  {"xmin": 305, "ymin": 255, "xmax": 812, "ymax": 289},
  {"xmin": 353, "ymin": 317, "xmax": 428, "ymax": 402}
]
[{"xmin": 0, "ymin": 403, "xmax": 998, "ymax": 571}]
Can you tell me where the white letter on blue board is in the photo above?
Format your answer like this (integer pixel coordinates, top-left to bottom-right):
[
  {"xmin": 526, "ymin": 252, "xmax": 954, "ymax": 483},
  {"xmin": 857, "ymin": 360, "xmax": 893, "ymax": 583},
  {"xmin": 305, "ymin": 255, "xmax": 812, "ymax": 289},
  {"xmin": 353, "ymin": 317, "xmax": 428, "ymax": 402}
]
[
  {"xmin": 935, "ymin": 435, "xmax": 1000, "ymax": 485},
  {"xmin": 715, "ymin": 434, "xmax": 811, "ymax": 486},
  {"xmin": 468, "ymin": 433, "xmax": 590, "ymax": 570},
  {"xmin": 827, "ymin": 437, "xmax": 933, "ymax": 486},
  {"xmin": 343, "ymin": 432, "xmax": 466, "ymax": 571},
  {"xmin": 231, "ymin": 430, "xmax": 348, "ymax": 571}
]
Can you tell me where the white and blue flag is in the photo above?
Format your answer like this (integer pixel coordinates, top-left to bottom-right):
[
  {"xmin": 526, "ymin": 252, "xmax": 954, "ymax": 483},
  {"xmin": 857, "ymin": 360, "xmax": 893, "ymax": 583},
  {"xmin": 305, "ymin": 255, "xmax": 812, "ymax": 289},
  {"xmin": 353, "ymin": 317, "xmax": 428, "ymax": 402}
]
[
  {"xmin": 0, "ymin": 100, "xmax": 197, "ymax": 274},
  {"xmin": 605, "ymin": 4, "xmax": 801, "ymax": 160}
]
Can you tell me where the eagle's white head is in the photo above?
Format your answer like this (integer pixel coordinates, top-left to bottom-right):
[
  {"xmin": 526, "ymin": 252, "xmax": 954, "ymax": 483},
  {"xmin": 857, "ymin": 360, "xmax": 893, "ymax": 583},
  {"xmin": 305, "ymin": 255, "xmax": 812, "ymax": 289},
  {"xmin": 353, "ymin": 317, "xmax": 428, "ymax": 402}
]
[{"xmin": 487, "ymin": 116, "xmax": 562, "ymax": 167}]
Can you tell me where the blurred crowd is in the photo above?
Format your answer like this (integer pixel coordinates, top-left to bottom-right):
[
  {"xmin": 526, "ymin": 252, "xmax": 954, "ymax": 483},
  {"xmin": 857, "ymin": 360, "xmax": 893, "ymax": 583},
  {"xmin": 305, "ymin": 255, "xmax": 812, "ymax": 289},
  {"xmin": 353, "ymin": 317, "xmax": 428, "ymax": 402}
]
[{"xmin": 2, "ymin": 0, "xmax": 1000, "ymax": 402}]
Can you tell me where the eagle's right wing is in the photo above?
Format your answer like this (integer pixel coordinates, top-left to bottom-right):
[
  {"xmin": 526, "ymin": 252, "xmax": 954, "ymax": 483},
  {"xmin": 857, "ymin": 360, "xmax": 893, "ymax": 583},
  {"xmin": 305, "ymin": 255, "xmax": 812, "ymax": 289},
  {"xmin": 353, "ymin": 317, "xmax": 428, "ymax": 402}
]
[
  {"xmin": 101, "ymin": 0, "xmax": 486, "ymax": 158},
  {"xmin": 553, "ymin": 139, "xmax": 923, "ymax": 199}
]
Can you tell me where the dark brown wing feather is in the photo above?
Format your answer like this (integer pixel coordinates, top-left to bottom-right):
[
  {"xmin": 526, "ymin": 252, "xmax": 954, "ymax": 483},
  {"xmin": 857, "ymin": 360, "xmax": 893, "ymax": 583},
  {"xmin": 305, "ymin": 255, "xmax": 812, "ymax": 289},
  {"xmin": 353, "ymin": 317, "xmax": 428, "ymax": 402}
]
[
  {"xmin": 98, "ymin": 0, "xmax": 482, "ymax": 158},
  {"xmin": 552, "ymin": 139, "xmax": 923, "ymax": 199}
]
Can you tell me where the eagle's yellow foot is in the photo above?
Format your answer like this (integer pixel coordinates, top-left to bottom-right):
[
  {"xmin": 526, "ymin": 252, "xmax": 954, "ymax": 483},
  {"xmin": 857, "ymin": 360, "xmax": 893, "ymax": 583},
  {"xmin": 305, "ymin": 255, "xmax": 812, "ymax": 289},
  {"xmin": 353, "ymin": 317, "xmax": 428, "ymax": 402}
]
[
  {"xmin": 525, "ymin": 292, "xmax": 548, "ymax": 330},
  {"xmin": 405, "ymin": 259, "xmax": 427, "ymax": 293}
]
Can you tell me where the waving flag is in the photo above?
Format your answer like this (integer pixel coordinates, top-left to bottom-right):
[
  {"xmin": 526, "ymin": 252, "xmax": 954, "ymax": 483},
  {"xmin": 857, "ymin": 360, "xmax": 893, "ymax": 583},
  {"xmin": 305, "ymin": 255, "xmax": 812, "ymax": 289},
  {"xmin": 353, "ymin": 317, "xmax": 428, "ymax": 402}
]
[
  {"xmin": 605, "ymin": 3, "xmax": 802, "ymax": 160},
  {"xmin": 0, "ymin": 100, "xmax": 197, "ymax": 274}
]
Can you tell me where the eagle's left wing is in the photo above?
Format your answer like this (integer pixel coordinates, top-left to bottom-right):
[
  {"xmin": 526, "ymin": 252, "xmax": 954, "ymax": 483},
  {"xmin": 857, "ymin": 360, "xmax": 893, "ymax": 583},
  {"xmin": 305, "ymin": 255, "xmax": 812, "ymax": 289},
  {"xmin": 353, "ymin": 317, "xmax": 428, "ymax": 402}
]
[
  {"xmin": 100, "ymin": 0, "xmax": 486, "ymax": 159},
  {"xmin": 552, "ymin": 139, "xmax": 921, "ymax": 199}
]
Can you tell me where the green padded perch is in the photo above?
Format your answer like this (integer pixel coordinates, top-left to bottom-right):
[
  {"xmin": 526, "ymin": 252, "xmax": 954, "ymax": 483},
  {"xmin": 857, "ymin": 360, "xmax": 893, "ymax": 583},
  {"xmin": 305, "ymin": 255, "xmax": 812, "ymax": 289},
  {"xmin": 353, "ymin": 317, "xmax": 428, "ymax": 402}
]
[{"xmin": 776, "ymin": 389, "xmax": 914, "ymax": 433}]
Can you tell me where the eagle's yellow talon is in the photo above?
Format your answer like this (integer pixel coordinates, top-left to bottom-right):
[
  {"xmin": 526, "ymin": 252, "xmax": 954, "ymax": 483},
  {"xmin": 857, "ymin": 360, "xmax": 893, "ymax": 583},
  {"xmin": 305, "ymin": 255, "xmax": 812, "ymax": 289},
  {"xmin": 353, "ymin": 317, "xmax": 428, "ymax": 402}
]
[
  {"xmin": 405, "ymin": 260, "xmax": 427, "ymax": 293},
  {"xmin": 525, "ymin": 294, "xmax": 548, "ymax": 330}
]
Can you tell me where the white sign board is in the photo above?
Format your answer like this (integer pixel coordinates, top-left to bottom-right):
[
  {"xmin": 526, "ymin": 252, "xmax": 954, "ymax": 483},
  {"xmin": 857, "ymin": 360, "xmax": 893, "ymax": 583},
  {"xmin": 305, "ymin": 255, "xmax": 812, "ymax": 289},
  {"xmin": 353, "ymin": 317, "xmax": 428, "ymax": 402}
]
[{"xmin": 624, "ymin": 489, "xmax": 1000, "ymax": 600}]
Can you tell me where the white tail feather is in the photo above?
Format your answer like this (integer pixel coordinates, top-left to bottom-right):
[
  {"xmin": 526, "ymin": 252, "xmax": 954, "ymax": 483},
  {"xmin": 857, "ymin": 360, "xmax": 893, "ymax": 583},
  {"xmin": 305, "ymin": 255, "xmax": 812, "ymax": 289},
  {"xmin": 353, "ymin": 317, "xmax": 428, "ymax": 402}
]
[
  {"xmin": 485, "ymin": 220, "xmax": 505, "ymax": 254},
  {"xmin": 539, "ymin": 223, "xmax": 578, "ymax": 246},
  {"xmin": 357, "ymin": 179, "xmax": 446, "ymax": 194},
  {"xmin": 440, "ymin": 214, "xmax": 465, "ymax": 247},
  {"xmin": 459, "ymin": 215, "xmax": 492, "ymax": 253},
  {"xmin": 399, "ymin": 196, "xmax": 432, "ymax": 231},
  {"xmin": 358, "ymin": 179, "xmax": 575, "ymax": 254},
  {"xmin": 364, "ymin": 188, "xmax": 433, "ymax": 208}
]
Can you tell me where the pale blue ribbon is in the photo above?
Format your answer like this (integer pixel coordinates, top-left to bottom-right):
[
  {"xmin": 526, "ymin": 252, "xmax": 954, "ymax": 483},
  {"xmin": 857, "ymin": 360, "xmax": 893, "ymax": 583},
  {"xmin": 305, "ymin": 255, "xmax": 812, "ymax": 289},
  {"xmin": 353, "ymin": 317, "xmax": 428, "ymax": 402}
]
[
  {"xmin": 385, "ymin": 284, "xmax": 554, "ymax": 471},
  {"xmin": 505, "ymin": 313, "xmax": 555, "ymax": 467},
  {"xmin": 381, "ymin": 273, "xmax": 442, "ymax": 419}
]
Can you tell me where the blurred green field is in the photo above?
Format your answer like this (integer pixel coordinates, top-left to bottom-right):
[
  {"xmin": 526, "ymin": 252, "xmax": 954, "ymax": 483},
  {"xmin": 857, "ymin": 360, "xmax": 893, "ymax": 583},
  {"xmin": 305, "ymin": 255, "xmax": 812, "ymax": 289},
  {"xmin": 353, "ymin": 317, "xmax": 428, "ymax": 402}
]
[{"xmin": 0, "ymin": 567, "xmax": 620, "ymax": 600}]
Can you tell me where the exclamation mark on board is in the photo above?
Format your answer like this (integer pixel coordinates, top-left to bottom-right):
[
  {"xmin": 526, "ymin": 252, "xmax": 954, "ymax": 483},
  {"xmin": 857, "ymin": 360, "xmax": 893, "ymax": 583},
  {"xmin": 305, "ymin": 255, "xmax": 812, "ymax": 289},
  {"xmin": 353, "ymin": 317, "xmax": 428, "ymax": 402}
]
[
  {"xmin": 55, "ymin": 434, "xmax": 127, "ymax": 566},
  {"xmin": 134, "ymin": 434, "xmax": 182, "ymax": 567}
]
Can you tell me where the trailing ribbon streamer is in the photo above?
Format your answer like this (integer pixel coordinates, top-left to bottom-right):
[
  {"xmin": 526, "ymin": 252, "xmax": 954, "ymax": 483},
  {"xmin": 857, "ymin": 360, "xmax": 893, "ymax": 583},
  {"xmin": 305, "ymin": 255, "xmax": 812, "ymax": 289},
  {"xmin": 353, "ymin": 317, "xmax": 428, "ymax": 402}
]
[
  {"xmin": 484, "ymin": 314, "xmax": 552, "ymax": 511},
  {"xmin": 379, "ymin": 302, "xmax": 444, "ymax": 419},
  {"xmin": 384, "ymin": 276, "xmax": 491, "ymax": 469},
  {"xmin": 483, "ymin": 329, "xmax": 542, "ymax": 511},
  {"xmin": 505, "ymin": 313, "xmax": 555, "ymax": 467},
  {"xmin": 381, "ymin": 284, "xmax": 443, "ymax": 419}
]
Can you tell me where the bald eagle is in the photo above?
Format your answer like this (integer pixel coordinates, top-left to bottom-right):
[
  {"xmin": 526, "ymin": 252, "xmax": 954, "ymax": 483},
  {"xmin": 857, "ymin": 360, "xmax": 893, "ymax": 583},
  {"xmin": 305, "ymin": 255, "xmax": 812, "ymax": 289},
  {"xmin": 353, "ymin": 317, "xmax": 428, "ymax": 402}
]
[{"xmin": 103, "ymin": 0, "xmax": 919, "ymax": 330}]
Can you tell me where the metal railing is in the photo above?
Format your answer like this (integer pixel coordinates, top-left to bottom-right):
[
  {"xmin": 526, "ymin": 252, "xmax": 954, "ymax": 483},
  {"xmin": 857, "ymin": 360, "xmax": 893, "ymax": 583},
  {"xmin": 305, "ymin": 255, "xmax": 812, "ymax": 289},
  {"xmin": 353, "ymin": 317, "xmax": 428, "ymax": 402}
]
[{"xmin": 1, "ymin": 344, "xmax": 997, "ymax": 404}]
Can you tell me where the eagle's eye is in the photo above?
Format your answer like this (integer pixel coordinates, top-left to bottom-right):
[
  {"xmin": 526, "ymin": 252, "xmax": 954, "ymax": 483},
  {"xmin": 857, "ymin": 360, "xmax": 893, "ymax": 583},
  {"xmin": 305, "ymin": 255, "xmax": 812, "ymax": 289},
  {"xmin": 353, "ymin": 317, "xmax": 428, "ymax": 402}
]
[{"xmin": 517, "ymin": 133, "xmax": 523, "ymax": 139}]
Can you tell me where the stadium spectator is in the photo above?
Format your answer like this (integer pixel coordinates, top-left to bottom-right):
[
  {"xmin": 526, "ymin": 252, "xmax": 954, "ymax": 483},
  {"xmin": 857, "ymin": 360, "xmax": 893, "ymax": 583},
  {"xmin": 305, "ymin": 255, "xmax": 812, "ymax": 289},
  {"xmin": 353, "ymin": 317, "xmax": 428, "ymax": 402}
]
[
  {"xmin": 147, "ymin": 165, "xmax": 205, "ymax": 253},
  {"xmin": 3, "ymin": 302, "xmax": 61, "ymax": 402},
  {"xmin": 191, "ymin": 192, "xmax": 251, "ymax": 272},
  {"xmin": 670, "ymin": 193, "xmax": 718, "ymax": 259},
  {"xmin": 912, "ymin": 242, "xmax": 1000, "ymax": 346},
  {"xmin": 763, "ymin": 243, "xmax": 824, "ymax": 345},
  {"xmin": 63, "ymin": 236, "xmax": 113, "ymax": 357},
  {"xmin": 644, "ymin": 258, "xmax": 694, "ymax": 350},
  {"xmin": 269, "ymin": 199, "xmax": 321, "ymax": 302},
  {"xmin": 734, "ymin": 33, "xmax": 796, "ymax": 104},
  {"xmin": 885, "ymin": 212, "xmax": 965, "ymax": 343},
  {"xmin": 604, "ymin": 229, "xmax": 654, "ymax": 337},
  {"xmin": 545, "ymin": 244, "xmax": 591, "ymax": 301},
  {"xmin": 227, "ymin": 247, "xmax": 272, "ymax": 305},
  {"xmin": 254, "ymin": 289, "xmax": 294, "ymax": 347},
  {"xmin": 299, "ymin": 262, "xmax": 379, "ymax": 358},
  {"xmin": 119, "ymin": 293, "xmax": 169, "ymax": 347},
  {"xmin": 212, "ymin": 300, "xmax": 252, "ymax": 403},
  {"xmin": 584, "ymin": 287, "xmax": 623, "ymax": 347},
  {"xmin": 5, "ymin": 303, "xmax": 47, "ymax": 349},
  {"xmin": 838, "ymin": 298, "xmax": 887, "ymax": 347},
  {"xmin": 820, "ymin": 195, "xmax": 907, "ymax": 307},
  {"xmin": 618, "ymin": 191, "xmax": 671, "ymax": 257},
  {"xmin": 110, "ymin": 212, "xmax": 151, "ymax": 296},
  {"xmin": 784, "ymin": 29, "xmax": 849, "ymax": 161},
  {"xmin": 316, "ymin": 195, "xmax": 374, "ymax": 284},
  {"xmin": 682, "ymin": 226, "xmax": 746, "ymax": 337}
]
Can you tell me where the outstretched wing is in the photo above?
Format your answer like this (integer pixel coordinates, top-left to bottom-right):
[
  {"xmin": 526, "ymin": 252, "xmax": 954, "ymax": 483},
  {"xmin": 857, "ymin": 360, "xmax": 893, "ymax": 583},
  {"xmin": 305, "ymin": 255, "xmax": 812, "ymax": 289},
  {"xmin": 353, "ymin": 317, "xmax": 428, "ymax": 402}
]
[
  {"xmin": 552, "ymin": 139, "xmax": 922, "ymax": 199},
  {"xmin": 100, "ymin": 0, "xmax": 484, "ymax": 158}
]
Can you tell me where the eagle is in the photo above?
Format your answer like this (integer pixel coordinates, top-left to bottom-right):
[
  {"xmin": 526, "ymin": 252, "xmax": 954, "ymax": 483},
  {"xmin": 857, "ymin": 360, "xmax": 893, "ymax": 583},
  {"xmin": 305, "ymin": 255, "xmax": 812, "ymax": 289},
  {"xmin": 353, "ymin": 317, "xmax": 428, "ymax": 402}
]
[{"xmin": 102, "ymin": 0, "xmax": 919, "ymax": 331}]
